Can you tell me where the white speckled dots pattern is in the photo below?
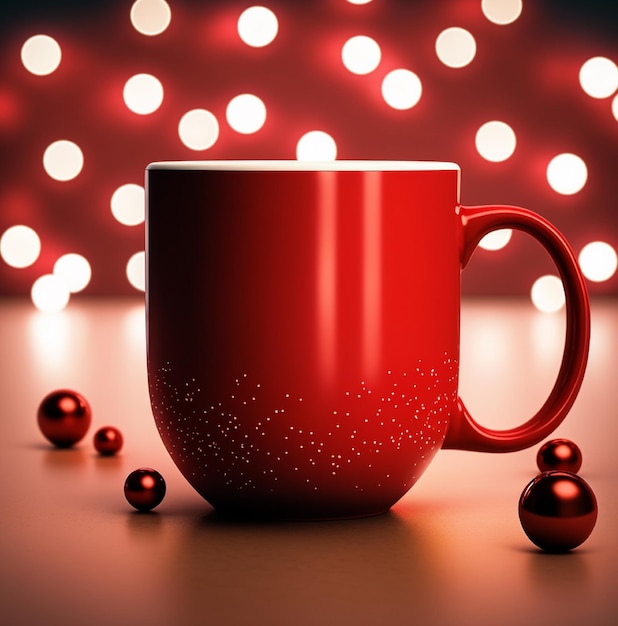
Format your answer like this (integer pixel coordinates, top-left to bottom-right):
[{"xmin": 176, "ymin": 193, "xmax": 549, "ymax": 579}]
[{"xmin": 149, "ymin": 354, "xmax": 458, "ymax": 513}]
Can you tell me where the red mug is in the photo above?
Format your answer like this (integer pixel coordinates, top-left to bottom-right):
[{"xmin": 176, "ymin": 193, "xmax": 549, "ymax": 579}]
[{"xmin": 145, "ymin": 161, "xmax": 590, "ymax": 519}]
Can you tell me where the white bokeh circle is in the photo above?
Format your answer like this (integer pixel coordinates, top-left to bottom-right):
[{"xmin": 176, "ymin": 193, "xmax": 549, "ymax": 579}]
[
  {"xmin": 546, "ymin": 153, "xmax": 588, "ymax": 195},
  {"xmin": 578, "ymin": 241, "xmax": 617, "ymax": 282},
  {"xmin": 481, "ymin": 0, "xmax": 523, "ymax": 25},
  {"xmin": 237, "ymin": 6, "xmax": 279, "ymax": 47},
  {"xmin": 296, "ymin": 131, "xmax": 338, "ymax": 161},
  {"xmin": 435, "ymin": 27, "xmax": 476, "ymax": 68},
  {"xmin": 21, "ymin": 34, "xmax": 62, "ymax": 76},
  {"xmin": 127, "ymin": 251, "xmax": 146, "ymax": 292},
  {"xmin": 1, "ymin": 225, "xmax": 41, "ymax": 268},
  {"xmin": 531, "ymin": 275, "xmax": 565, "ymax": 313},
  {"xmin": 43, "ymin": 140, "xmax": 84, "ymax": 181},
  {"xmin": 53, "ymin": 253, "xmax": 92, "ymax": 293},
  {"xmin": 475, "ymin": 121, "xmax": 517, "ymax": 162},
  {"xmin": 579, "ymin": 57, "xmax": 618, "ymax": 99},
  {"xmin": 31, "ymin": 274, "xmax": 71, "ymax": 313},
  {"xmin": 111, "ymin": 184, "xmax": 145, "ymax": 226},
  {"xmin": 381, "ymin": 69, "xmax": 422, "ymax": 110},
  {"xmin": 341, "ymin": 35, "xmax": 381, "ymax": 75},
  {"xmin": 178, "ymin": 109, "xmax": 219, "ymax": 151},
  {"xmin": 226, "ymin": 94, "xmax": 267, "ymax": 134},
  {"xmin": 130, "ymin": 0, "xmax": 172, "ymax": 36},
  {"xmin": 123, "ymin": 73, "xmax": 164, "ymax": 115},
  {"xmin": 479, "ymin": 229, "xmax": 513, "ymax": 251}
]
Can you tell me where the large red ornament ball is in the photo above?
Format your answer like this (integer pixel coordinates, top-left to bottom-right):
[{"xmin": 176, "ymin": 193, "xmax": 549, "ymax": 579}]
[
  {"xmin": 518, "ymin": 471, "xmax": 598, "ymax": 552},
  {"xmin": 124, "ymin": 468, "xmax": 166, "ymax": 512},
  {"xmin": 37, "ymin": 389, "xmax": 92, "ymax": 448},
  {"xmin": 537, "ymin": 438, "xmax": 582, "ymax": 473},
  {"xmin": 94, "ymin": 426, "xmax": 124, "ymax": 456}
]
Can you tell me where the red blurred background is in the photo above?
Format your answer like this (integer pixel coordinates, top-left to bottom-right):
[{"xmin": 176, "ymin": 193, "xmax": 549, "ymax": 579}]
[{"xmin": 0, "ymin": 0, "xmax": 617, "ymax": 300}]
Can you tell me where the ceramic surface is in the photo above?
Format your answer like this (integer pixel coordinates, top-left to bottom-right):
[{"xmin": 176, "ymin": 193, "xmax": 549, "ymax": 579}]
[{"xmin": 146, "ymin": 162, "xmax": 589, "ymax": 518}]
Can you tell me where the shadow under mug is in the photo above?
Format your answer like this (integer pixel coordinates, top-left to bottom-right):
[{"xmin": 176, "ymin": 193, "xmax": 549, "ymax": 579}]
[{"xmin": 145, "ymin": 161, "xmax": 590, "ymax": 519}]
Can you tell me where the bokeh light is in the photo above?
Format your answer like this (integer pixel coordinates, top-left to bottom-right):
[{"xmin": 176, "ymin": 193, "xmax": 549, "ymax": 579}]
[
  {"xmin": 178, "ymin": 109, "xmax": 219, "ymax": 151},
  {"xmin": 53, "ymin": 253, "xmax": 91, "ymax": 293},
  {"xmin": 1, "ymin": 1, "xmax": 617, "ymax": 304},
  {"xmin": 341, "ymin": 35, "xmax": 381, "ymax": 75},
  {"xmin": 20, "ymin": 34, "xmax": 62, "ymax": 76},
  {"xmin": 479, "ymin": 229, "xmax": 513, "ymax": 251},
  {"xmin": 111, "ymin": 183, "xmax": 145, "ymax": 226},
  {"xmin": 237, "ymin": 6, "xmax": 278, "ymax": 47},
  {"xmin": 43, "ymin": 140, "xmax": 84, "ymax": 181},
  {"xmin": 578, "ymin": 241, "xmax": 618, "ymax": 282},
  {"xmin": 296, "ymin": 131, "xmax": 337, "ymax": 161},
  {"xmin": 481, "ymin": 0, "xmax": 523, "ymax": 25},
  {"xmin": 579, "ymin": 56, "xmax": 618, "ymax": 99},
  {"xmin": 130, "ymin": 0, "xmax": 172, "ymax": 36},
  {"xmin": 435, "ymin": 27, "xmax": 476, "ymax": 68},
  {"xmin": 31, "ymin": 274, "xmax": 71, "ymax": 313},
  {"xmin": 126, "ymin": 251, "xmax": 145, "ymax": 291},
  {"xmin": 531, "ymin": 275, "xmax": 565, "ymax": 313},
  {"xmin": 123, "ymin": 301, "xmax": 147, "ymax": 349},
  {"xmin": 381, "ymin": 69, "xmax": 422, "ymax": 110},
  {"xmin": 0, "ymin": 225, "xmax": 41, "ymax": 268},
  {"xmin": 546, "ymin": 153, "xmax": 587, "ymax": 195},
  {"xmin": 123, "ymin": 73, "xmax": 164, "ymax": 115},
  {"xmin": 475, "ymin": 121, "xmax": 516, "ymax": 162},
  {"xmin": 226, "ymin": 94, "xmax": 266, "ymax": 134}
]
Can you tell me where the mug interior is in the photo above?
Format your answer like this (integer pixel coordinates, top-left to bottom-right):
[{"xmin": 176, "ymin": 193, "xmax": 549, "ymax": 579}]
[{"xmin": 146, "ymin": 160, "xmax": 460, "ymax": 172}]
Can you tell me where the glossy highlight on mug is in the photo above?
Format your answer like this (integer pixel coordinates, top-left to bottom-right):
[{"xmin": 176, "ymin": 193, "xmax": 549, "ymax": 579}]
[
  {"xmin": 316, "ymin": 172, "xmax": 337, "ymax": 384},
  {"xmin": 362, "ymin": 171, "xmax": 382, "ymax": 379},
  {"xmin": 315, "ymin": 169, "xmax": 383, "ymax": 384}
]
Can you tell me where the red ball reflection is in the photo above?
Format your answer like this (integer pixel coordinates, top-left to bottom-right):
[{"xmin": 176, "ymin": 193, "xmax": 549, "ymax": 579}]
[
  {"xmin": 124, "ymin": 467, "xmax": 166, "ymax": 512},
  {"xmin": 93, "ymin": 425, "xmax": 123, "ymax": 456},
  {"xmin": 536, "ymin": 438, "xmax": 582, "ymax": 473},
  {"xmin": 37, "ymin": 389, "xmax": 92, "ymax": 447},
  {"xmin": 518, "ymin": 471, "xmax": 597, "ymax": 552}
]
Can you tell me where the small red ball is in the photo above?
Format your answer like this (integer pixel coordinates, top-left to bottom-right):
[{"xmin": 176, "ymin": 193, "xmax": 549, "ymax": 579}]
[
  {"xmin": 537, "ymin": 438, "xmax": 582, "ymax": 473},
  {"xmin": 124, "ymin": 468, "xmax": 166, "ymax": 512},
  {"xmin": 93, "ymin": 426, "xmax": 124, "ymax": 456},
  {"xmin": 37, "ymin": 389, "xmax": 92, "ymax": 448},
  {"xmin": 519, "ymin": 471, "xmax": 598, "ymax": 552}
]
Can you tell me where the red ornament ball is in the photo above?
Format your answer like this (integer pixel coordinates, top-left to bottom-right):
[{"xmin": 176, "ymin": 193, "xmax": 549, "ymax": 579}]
[
  {"xmin": 93, "ymin": 426, "xmax": 124, "ymax": 456},
  {"xmin": 518, "ymin": 471, "xmax": 598, "ymax": 552},
  {"xmin": 537, "ymin": 438, "xmax": 582, "ymax": 473},
  {"xmin": 124, "ymin": 468, "xmax": 166, "ymax": 512},
  {"xmin": 37, "ymin": 389, "xmax": 92, "ymax": 448}
]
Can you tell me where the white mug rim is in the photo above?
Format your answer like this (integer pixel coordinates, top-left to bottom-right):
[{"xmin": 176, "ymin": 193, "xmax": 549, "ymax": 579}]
[{"xmin": 147, "ymin": 160, "xmax": 460, "ymax": 172}]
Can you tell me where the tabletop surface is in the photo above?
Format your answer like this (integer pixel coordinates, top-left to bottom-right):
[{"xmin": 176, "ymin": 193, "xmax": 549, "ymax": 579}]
[{"xmin": 1, "ymin": 298, "xmax": 616, "ymax": 626}]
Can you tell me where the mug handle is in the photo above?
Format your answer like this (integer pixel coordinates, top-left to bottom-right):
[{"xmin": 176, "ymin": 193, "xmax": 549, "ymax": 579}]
[{"xmin": 442, "ymin": 205, "xmax": 591, "ymax": 452}]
